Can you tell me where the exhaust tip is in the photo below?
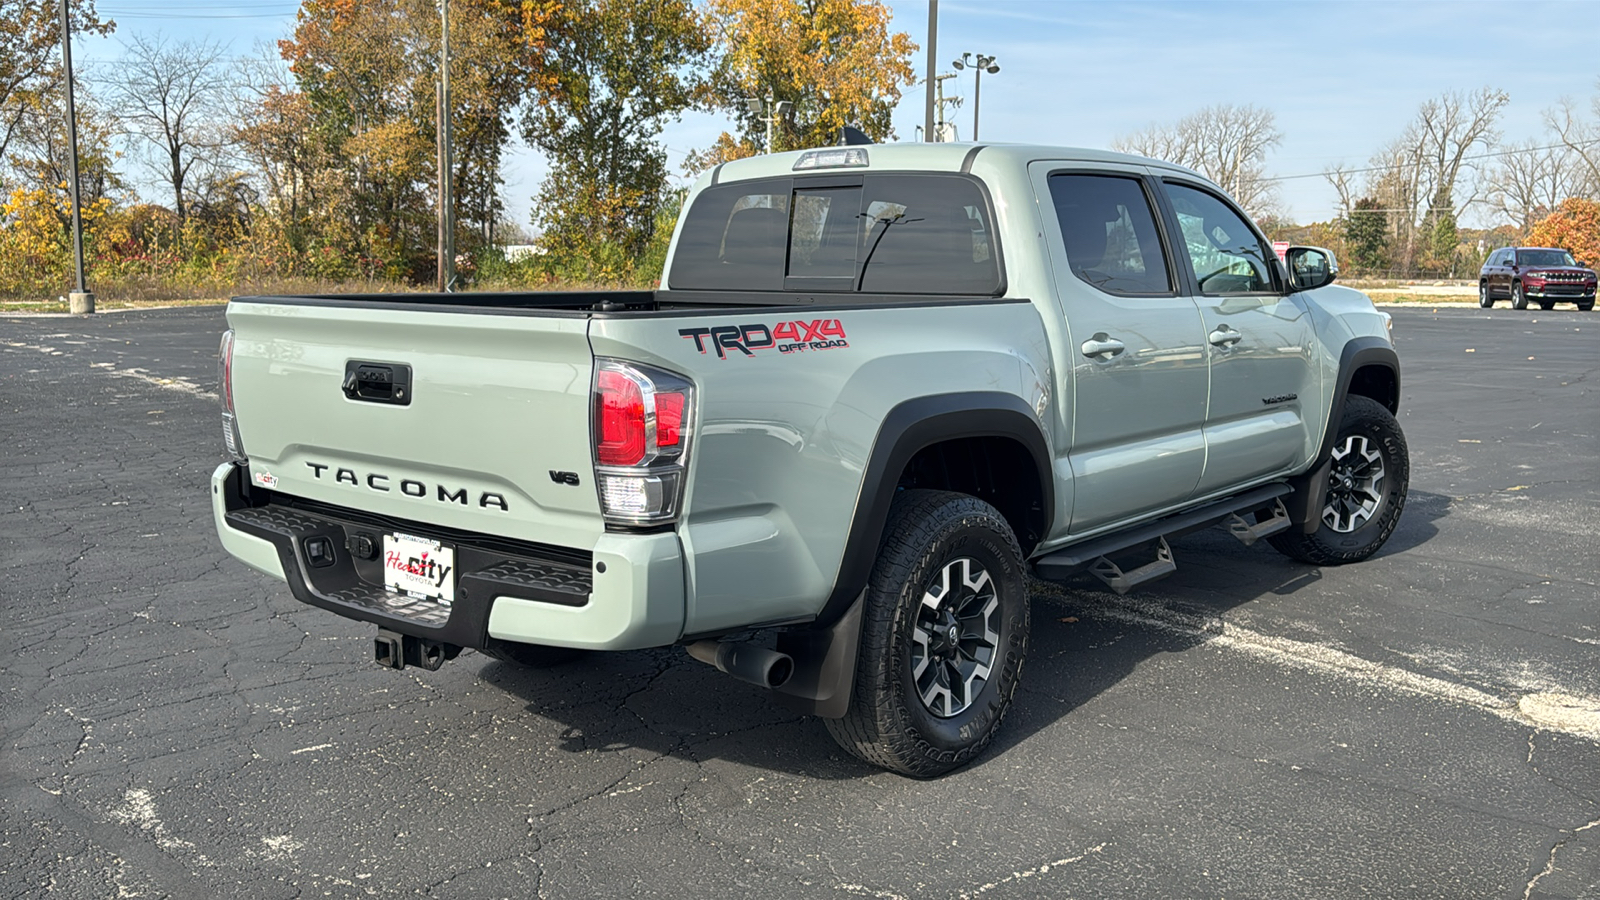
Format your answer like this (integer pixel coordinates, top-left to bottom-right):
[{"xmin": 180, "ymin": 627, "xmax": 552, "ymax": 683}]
[
  {"xmin": 764, "ymin": 655, "xmax": 794, "ymax": 689},
  {"xmin": 686, "ymin": 640, "xmax": 793, "ymax": 690}
]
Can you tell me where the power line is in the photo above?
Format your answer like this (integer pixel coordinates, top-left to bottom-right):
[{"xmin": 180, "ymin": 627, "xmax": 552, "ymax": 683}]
[
  {"xmin": 1264, "ymin": 139, "xmax": 1600, "ymax": 184},
  {"xmin": 102, "ymin": 11, "xmax": 297, "ymax": 18}
]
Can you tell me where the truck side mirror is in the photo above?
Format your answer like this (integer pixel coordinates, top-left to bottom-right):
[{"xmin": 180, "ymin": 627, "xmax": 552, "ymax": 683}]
[{"xmin": 1285, "ymin": 246, "xmax": 1338, "ymax": 291}]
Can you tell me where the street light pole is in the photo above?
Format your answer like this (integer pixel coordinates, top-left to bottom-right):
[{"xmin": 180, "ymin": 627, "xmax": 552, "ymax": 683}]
[
  {"xmin": 746, "ymin": 95, "xmax": 791, "ymax": 154},
  {"xmin": 58, "ymin": 0, "xmax": 92, "ymax": 314},
  {"xmin": 436, "ymin": 0, "xmax": 455, "ymax": 292},
  {"xmin": 951, "ymin": 52, "xmax": 999, "ymax": 142},
  {"xmin": 924, "ymin": 0, "xmax": 937, "ymax": 142}
]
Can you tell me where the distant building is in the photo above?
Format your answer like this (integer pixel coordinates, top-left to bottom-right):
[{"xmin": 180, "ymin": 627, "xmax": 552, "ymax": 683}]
[{"xmin": 501, "ymin": 244, "xmax": 544, "ymax": 262}]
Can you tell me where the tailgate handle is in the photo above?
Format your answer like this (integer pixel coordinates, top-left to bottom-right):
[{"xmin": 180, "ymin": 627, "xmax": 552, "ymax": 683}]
[{"xmin": 343, "ymin": 361, "xmax": 412, "ymax": 406}]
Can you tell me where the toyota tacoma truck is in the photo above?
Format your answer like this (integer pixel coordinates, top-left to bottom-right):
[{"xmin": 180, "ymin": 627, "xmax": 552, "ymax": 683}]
[{"xmin": 211, "ymin": 143, "xmax": 1406, "ymax": 776}]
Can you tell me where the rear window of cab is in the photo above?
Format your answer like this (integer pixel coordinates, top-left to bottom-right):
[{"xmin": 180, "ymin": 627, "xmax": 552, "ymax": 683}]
[{"xmin": 668, "ymin": 174, "xmax": 1001, "ymax": 295}]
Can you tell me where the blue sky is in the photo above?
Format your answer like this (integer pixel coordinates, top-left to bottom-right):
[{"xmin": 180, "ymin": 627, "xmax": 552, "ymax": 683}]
[{"xmin": 86, "ymin": 0, "xmax": 1600, "ymax": 229}]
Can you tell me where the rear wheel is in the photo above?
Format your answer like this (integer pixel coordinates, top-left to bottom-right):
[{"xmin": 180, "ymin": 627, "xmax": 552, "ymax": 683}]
[
  {"xmin": 1479, "ymin": 282, "xmax": 1493, "ymax": 308},
  {"xmin": 825, "ymin": 490, "xmax": 1029, "ymax": 777},
  {"xmin": 1269, "ymin": 395, "xmax": 1409, "ymax": 566},
  {"xmin": 1512, "ymin": 282, "xmax": 1528, "ymax": 310}
]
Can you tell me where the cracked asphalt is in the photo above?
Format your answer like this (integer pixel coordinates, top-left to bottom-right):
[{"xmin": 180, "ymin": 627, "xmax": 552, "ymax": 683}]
[{"xmin": 2, "ymin": 305, "xmax": 1597, "ymax": 899}]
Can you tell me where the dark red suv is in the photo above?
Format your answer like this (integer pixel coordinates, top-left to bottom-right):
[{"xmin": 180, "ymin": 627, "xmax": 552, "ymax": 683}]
[{"xmin": 1479, "ymin": 247, "xmax": 1596, "ymax": 311}]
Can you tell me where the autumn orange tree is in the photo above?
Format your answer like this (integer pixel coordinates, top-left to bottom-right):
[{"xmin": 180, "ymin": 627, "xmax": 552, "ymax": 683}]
[
  {"xmin": 0, "ymin": 0, "xmax": 114, "ymax": 174},
  {"xmin": 1528, "ymin": 198, "xmax": 1600, "ymax": 267},
  {"xmin": 690, "ymin": 0, "xmax": 916, "ymax": 169}
]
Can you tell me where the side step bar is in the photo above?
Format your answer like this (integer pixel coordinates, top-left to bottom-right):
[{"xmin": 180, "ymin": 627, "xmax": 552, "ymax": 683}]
[
  {"xmin": 1086, "ymin": 536, "xmax": 1176, "ymax": 594},
  {"xmin": 1033, "ymin": 484, "xmax": 1293, "ymax": 589}
]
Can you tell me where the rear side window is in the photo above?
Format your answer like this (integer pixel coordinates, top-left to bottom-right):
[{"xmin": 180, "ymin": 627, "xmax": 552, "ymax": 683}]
[
  {"xmin": 668, "ymin": 174, "xmax": 1000, "ymax": 295},
  {"xmin": 1048, "ymin": 173, "xmax": 1172, "ymax": 295},
  {"xmin": 668, "ymin": 182, "xmax": 791, "ymax": 291}
]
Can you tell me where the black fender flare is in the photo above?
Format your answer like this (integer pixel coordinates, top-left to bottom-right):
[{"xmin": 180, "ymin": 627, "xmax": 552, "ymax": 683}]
[
  {"xmin": 1284, "ymin": 337, "xmax": 1401, "ymax": 532},
  {"xmin": 774, "ymin": 391, "xmax": 1052, "ymax": 717}
]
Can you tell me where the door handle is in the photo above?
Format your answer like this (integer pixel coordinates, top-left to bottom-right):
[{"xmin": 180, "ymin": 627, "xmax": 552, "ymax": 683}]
[
  {"xmin": 343, "ymin": 360, "xmax": 412, "ymax": 405},
  {"xmin": 1080, "ymin": 334, "xmax": 1126, "ymax": 360},
  {"xmin": 1208, "ymin": 326, "xmax": 1243, "ymax": 347}
]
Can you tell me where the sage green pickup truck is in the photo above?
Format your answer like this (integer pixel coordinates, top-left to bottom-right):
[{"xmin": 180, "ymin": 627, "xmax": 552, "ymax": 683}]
[{"xmin": 211, "ymin": 143, "xmax": 1406, "ymax": 776}]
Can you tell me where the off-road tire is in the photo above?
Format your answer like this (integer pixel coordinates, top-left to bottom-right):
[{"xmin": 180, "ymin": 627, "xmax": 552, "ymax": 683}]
[
  {"xmin": 480, "ymin": 639, "xmax": 587, "ymax": 668},
  {"xmin": 1479, "ymin": 282, "xmax": 1493, "ymax": 308},
  {"xmin": 824, "ymin": 490, "xmax": 1029, "ymax": 778},
  {"xmin": 1512, "ymin": 282, "xmax": 1528, "ymax": 310},
  {"xmin": 1269, "ymin": 395, "xmax": 1409, "ymax": 566}
]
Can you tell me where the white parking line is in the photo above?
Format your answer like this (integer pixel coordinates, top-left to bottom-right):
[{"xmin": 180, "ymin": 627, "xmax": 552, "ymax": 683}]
[{"xmin": 1036, "ymin": 585, "xmax": 1600, "ymax": 742}]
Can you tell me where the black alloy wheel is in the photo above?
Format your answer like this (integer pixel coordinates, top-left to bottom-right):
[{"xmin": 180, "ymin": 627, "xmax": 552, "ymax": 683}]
[
  {"xmin": 825, "ymin": 490, "xmax": 1029, "ymax": 777},
  {"xmin": 1269, "ymin": 395, "xmax": 1409, "ymax": 566}
]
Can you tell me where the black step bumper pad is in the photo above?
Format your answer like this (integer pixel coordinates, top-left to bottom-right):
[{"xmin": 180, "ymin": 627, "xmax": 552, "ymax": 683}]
[{"xmin": 224, "ymin": 498, "xmax": 592, "ymax": 649}]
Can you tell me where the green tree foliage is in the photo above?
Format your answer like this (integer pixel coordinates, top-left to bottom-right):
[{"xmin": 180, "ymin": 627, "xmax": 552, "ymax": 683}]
[
  {"xmin": 518, "ymin": 0, "xmax": 708, "ymax": 271},
  {"xmin": 274, "ymin": 0, "xmax": 541, "ymax": 279},
  {"xmin": 1427, "ymin": 207, "xmax": 1459, "ymax": 274},
  {"xmin": 689, "ymin": 0, "xmax": 916, "ymax": 168},
  {"xmin": 1345, "ymin": 197, "xmax": 1388, "ymax": 273}
]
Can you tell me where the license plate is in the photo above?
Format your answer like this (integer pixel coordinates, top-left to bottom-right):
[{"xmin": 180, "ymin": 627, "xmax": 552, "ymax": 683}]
[{"xmin": 382, "ymin": 532, "xmax": 456, "ymax": 605}]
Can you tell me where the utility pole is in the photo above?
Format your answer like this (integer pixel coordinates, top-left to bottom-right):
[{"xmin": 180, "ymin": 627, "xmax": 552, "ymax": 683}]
[
  {"xmin": 436, "ymin": 0, "xmax": 455, "ymax": 292},
  {"xmin": 58, "ymin": 0, "xmax": 92, "ymax": 314},
  {"xmin": 924, "ymin": 0, "xmax": 937, "ymax": 142},
  {"xmin": 933, "ymin": 72, "xmax": 961, "ymax": 142}
]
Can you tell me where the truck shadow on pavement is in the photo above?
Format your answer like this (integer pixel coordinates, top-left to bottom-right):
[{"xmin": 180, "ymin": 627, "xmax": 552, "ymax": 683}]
[{"xmin": 474, "ymin": 490, "xmax": 1454, "ymax": 779}]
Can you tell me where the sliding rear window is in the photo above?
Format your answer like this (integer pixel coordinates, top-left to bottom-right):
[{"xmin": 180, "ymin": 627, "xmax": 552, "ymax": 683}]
[{"xmin": 668, "ymin": 174, "xmax": 1001, "ymax": 296}]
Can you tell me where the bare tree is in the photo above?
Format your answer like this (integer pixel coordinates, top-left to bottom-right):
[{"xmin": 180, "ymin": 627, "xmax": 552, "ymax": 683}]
[
  {"xmin": 1113, "ymin": 103, "xmax": 1282, "ymax": 219},
  {"xmin": 97, "ymin": 33, "xmax": 230, "ymax": 221},
  {"xmin": 1352, "ymin": 87, "xmax": 1508, "ymax": 274},
  {"xmin": 1415, "ymin": 87, "xmax": 1509, "ymax": 219},
  {"xmin": 1486, "ymin": 139, "xmax": 1581, "ymax": 237},
  {"xmin": 1544, "ymin": 90, "xmax": 1600, "ymax": 198},
  {"xmin": 1322, "ymin": 162, "xmax": 1359, "ymax": 219}
]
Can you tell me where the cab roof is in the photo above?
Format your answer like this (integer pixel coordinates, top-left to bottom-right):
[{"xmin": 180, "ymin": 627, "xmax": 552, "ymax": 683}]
[{"xmin": 703, "ymin": 142, "xmax": 1209, "ymax": 186}]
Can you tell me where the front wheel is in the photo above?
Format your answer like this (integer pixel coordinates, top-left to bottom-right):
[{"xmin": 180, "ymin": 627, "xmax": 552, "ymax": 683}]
[
  {"xmin": 824, "ymin": 490, "xmax": 1029, "ymax": 777},
  {"xmin": 1512, "ymin": 282, "xmax": 1528, "ymax": 310},
  {"xmin": 1269, "ymin": 395, "xmax": 1409, "ymax": 566},
  {"xmin": 1479, "ymin": 282, "xmax": 1494, "ymax": 308}
]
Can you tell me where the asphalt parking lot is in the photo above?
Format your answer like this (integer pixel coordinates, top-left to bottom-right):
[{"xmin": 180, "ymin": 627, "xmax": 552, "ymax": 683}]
[{"xmin": 2, "ymin": 305, "xmax": 1597, "ymax": 899}]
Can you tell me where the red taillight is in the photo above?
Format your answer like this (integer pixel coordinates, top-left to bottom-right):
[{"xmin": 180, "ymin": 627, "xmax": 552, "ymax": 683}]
[
  {"xmin": 596, "ymin": 368, "xmax": 647, "ymax": 466},
  {"xmin": 591, "ymin": 359, "xmax": 695, "ymax": 526},
  {"xmin": 656, "ymin": 392, "xmax": 685, "ymax": 447}
]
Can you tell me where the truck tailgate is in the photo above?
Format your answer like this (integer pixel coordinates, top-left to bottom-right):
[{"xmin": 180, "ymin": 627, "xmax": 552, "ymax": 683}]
[{"xmin": 226, "ymin": 300, "xmax": 602, "ymax": 549}]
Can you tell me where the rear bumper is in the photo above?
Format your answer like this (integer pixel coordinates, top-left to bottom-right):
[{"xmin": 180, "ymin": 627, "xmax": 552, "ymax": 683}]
[{"xmin": 210, "ymin": 462, "xmax": 684, "ymax": 651}]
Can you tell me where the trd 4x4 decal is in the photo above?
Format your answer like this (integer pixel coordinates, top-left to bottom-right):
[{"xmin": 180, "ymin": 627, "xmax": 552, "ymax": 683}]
[{"xmin": 679, "ymin": 319, "xmax": 849, "ymax": 359}]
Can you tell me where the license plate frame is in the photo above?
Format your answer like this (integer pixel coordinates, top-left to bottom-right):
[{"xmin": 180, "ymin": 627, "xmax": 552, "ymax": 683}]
[{"xmin": 382, "ymin": 532, "xmax": 456, "ymax": 606}]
